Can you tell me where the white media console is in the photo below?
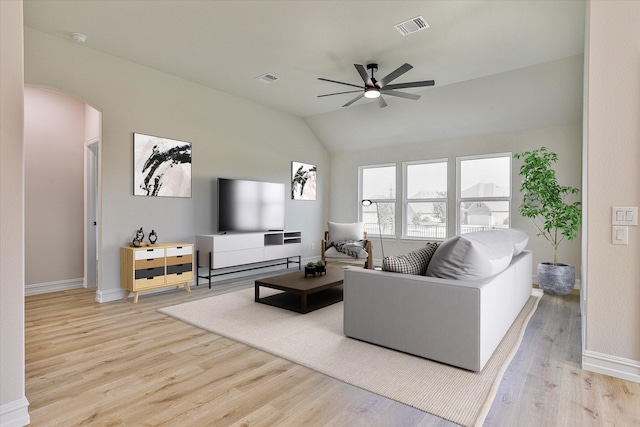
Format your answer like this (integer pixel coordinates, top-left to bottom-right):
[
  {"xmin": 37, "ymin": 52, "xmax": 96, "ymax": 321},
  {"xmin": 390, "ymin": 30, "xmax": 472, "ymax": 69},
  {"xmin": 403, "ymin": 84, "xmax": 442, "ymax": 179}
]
[{"xmin": 196, "ymin": 231, "xmax": 302, "ymax": 287}]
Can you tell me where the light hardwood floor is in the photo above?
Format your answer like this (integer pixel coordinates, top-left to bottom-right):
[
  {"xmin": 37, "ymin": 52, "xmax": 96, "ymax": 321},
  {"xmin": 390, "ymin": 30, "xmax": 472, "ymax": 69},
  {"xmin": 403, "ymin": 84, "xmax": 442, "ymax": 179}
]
[{"xmin": 25, "ymin": 272, "xmax": 640, "ymax": 426}]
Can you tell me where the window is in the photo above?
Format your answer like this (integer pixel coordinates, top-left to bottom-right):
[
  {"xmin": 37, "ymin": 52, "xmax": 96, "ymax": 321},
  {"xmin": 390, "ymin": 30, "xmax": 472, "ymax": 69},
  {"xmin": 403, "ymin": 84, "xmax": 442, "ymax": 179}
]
[
  {"xmin": 403, "ymin": 160, "xmax": 447, "ymax": 239},
  {"xmin": 457, "ymin": 154, "xmax": 511, "ymax": 234},
  {"xmin": 359, "ymin": 164, "xmax": 396, "ymax": 236}
]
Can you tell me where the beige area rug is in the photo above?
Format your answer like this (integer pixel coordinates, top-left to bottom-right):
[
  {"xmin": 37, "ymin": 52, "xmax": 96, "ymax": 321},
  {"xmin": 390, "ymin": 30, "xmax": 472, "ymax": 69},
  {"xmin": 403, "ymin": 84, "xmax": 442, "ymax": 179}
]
[{"xmin": 159, "ymin": 286, "xmax": 542, "ymax": 427}]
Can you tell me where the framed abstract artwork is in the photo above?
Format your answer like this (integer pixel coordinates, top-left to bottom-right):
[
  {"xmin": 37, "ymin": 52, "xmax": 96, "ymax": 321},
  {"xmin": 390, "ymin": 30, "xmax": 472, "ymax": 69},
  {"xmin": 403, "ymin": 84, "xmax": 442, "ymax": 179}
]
[
  {"xmin": 133, "ymin": 133, "xmax": 192, "ymax": 197},
  {"xmin": 291, "ymin": 161, "xmax": 317, "ymax": 200}
]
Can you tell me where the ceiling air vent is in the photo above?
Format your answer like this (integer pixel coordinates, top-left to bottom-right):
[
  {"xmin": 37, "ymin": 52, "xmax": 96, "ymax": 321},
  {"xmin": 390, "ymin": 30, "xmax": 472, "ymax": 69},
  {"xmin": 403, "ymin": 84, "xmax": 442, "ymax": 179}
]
[
  {"xmin": 394, "ymin": 16, "xmax": 429, "ymax": 36},
  {"xmin": 255, "ymin": 73, "xmax": 280, "ymax": 84}
]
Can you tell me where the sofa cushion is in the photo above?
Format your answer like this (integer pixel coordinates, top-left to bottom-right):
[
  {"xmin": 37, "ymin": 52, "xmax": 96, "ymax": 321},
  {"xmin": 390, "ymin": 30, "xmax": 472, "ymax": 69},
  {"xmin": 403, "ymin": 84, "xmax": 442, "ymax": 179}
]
[
  {"xmin": 504, "ymin": 228, "xmax": 529, "ymax": 256},
  {"xmin": 327, "ymin": 221, "xmax": 364, "ymax": 244},
  {"xmin": 383, "ymin": 242, "xmax": 440, "ymax": 275},
  {"xmin": 425, "ymin": 230, "xmax": 515, "ymax": 279}
]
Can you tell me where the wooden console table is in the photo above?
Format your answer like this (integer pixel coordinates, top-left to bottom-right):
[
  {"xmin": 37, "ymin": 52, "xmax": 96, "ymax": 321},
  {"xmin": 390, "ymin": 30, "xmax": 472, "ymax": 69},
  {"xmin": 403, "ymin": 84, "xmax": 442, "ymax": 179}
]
[{"xmin": 120, "ymin": 243, "xmax": 194, "ymax": 303}]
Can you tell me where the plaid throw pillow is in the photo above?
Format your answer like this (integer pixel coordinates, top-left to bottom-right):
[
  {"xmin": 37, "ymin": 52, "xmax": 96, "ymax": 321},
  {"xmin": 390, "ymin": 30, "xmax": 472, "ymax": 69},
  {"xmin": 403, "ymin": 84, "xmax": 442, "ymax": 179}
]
[
  {"xmin": 383, "ymin": 253, "xmax": 421, "ymax": 274},
  {"xmin": 414, "ymin": 242, "xmax": 440, "ymax": 275},
  {"xmin": 382, "ymin": 242, "xmax": 440, "ymax": 275}
]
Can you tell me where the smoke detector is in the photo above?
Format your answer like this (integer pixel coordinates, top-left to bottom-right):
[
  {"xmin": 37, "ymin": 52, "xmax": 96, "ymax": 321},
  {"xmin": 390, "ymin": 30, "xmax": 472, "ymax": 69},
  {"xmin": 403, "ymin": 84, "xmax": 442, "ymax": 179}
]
[
  {"xmin": 255, "ymin": 73, "xmax": 280, "ymax": 84},
  {"xmin": 394, "ymin": 16, "xmax": 429, "ymax": 36},
  {"xmin": 70, "ymin": 32, "xmax": 87, "ymax": 43}
]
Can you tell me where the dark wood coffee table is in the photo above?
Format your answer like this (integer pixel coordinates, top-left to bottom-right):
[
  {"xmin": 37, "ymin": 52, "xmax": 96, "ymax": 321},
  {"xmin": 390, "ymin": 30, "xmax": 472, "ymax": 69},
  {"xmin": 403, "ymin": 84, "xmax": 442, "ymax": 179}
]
[{"xmin": 255, "ymin": 265, "xmax": 345, "ymax": 313}]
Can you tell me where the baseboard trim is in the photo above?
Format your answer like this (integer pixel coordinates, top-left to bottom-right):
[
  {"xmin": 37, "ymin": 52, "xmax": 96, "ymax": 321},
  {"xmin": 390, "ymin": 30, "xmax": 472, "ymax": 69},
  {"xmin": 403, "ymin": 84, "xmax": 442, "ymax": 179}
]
[
  {"xmin": 0, "ymin": 396, "xmax": 30, "ymax": 427},
  {"xmin": 532, "ymin": 283, "xmax": 580, "ymax": 296},
  {"xmin": 25, "ymin": 278, "xmax": 84, "ymax": 296},
  {"xmin": 95, "ymin": 287, "xmax": 126, "ymax": 303},
  {"xmin": 583, "ymin": 350, "xmax": 640, "ymax": 384},
  {"xmin": 532, "ymin": 275, "xmax": 580, "ymax": 291},
  {"xmin": 96, "ymin": 280, "xmax": 200, "ymax": 303}
]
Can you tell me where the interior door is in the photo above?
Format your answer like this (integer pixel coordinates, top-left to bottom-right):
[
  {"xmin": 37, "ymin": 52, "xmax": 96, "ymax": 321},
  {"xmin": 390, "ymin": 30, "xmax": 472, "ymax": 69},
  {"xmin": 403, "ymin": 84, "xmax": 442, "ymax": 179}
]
[{"xmin": 85, "ymin": 141, "xmax": 98, "ymax": 288}]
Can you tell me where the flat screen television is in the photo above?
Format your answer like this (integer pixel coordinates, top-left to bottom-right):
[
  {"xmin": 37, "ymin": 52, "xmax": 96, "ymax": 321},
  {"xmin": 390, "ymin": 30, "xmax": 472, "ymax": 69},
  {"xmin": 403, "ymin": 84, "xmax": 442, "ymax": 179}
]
[{"xmin": 218, "ymin": 178, "xmax": 285, "ymax": 232}]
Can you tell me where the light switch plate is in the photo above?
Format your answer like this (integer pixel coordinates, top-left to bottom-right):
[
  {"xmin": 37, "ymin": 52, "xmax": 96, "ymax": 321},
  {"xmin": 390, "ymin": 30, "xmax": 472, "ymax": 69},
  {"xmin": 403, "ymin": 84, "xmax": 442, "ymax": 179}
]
[
  {"xmin": 612, "ymin": 226, "xmax": 628, "ymax": 245},
  {"xmin": 612, "ymin": 207, "xmax": 638, "ymax": 226}
]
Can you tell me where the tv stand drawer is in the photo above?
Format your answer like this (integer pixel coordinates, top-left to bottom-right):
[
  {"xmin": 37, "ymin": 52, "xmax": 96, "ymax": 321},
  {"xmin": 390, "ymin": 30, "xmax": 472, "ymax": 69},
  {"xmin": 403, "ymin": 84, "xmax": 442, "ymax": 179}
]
[
  {"xmin": 214, "ymin": 247, "xmax": 264, "ymax": 269},
  {"xmin": 214, "ymin": 233, "xmax": 264, "ymax": 252}
]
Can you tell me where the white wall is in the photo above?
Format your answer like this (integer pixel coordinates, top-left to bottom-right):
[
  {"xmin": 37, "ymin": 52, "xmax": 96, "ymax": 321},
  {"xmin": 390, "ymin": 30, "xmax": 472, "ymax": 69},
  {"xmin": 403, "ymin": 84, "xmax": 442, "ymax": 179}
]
[
  {"xmin": 330, "ymin": 124, "xmax": 583, "ymax": 275},
  {"xmin": 0, "ymin": 1, "xmax": 30, "ymax": 425},
  {"xmin": 24, "ymin": 27, "xmax": 329, "ymax": 302},
  {"xmin": 24, "ymin": 87, "xmax": 85, "ymax": 288},
  {"xmin": 583, "ymin": 0, "xmax": 640, "ymax": 381}
]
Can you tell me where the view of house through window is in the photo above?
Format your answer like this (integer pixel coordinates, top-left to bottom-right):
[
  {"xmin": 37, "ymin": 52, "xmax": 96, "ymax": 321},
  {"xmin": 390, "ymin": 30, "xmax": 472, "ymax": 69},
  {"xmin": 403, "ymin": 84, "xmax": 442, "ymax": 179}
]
[
  {"xmin": 358, "ymin": 154, "xmax": 511, "ymax": 240},
  {"xmin": 404, "ymin": 160, "xmax": 447, "ymax": 239},
  {"xmin": 360, "ymin": 164, "xmax": 396, "ymax": 236},
  {"xmin": 457, "ymin": 154, "xmax": 511, "ymax": 234}
]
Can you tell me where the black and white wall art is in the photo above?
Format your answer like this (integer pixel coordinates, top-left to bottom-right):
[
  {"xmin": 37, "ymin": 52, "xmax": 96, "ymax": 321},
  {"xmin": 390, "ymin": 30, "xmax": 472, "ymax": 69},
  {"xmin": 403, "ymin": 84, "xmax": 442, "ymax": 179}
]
[
  {"xmin": 291, "ymin": 161, "xmax": 317, "ymax": 200},
  {"xmin": 133, "ymin": 133, "xmax": 192, "ymax": 197}
]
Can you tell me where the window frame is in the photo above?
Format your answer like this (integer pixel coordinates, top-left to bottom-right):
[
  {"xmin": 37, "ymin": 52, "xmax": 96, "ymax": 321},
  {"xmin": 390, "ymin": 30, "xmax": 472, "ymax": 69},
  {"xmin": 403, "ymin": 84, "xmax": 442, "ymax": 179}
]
[
  {"xmin": 358, "ymin": 163, "xmax": 397, "ymax": 238},
  {"xmin": 402, "ymin": 159, "xmax": 448, "ymax": 240},
  {"xmin": 456, "ymin": 152, "xmax": 512, "ymax": 235}
]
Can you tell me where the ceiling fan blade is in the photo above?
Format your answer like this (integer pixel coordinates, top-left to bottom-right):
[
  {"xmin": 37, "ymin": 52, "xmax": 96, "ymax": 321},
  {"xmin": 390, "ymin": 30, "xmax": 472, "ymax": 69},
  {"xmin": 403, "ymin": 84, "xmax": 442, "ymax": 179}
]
[
  {"xmin": 354, "ymin": 64, "xmax": 374, "ymax": 86},
  {"xmin": 377, "ymin": 96, "xmax": 388, "ymax": 108},
  {"xmin": 383, "ymin": 80, "xmax": 435, "ymax": 90},
  {"xmin": 378, "ymin": 63, "xmax": 413, "ymax": 87},
  {"xmin": 317, "ymin": 90, "xmax": 362, "ymax": 98},
  {"xmin": 342, "ymin": 93, "xmax": 364, "ymax": 107},
  {"xmin": 318, "ymin": 77, "xmax": 363, "ymax": 89},
  {"xmin": 381, "ymin": 89, "xmax": 421, "ymax": 101}
]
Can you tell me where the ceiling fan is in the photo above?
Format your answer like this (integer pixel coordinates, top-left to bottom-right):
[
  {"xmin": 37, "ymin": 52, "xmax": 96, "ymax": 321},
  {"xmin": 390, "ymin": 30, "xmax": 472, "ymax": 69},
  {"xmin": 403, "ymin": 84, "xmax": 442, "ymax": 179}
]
[{"xmin": 318, "ymin": 63, "xmax": 435, "ymax": 108}]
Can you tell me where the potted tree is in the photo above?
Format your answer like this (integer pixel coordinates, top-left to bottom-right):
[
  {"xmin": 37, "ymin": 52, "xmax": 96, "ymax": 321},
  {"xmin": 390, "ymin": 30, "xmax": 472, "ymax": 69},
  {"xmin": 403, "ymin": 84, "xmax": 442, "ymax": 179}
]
[{"xmin": 514, "ymin": 147, "xmax": 582, "ymax": 295}]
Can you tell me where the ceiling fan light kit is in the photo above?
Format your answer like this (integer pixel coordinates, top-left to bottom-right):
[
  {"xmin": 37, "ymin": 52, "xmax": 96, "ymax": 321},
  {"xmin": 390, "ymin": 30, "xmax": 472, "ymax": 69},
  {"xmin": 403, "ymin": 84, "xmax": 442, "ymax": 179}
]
[
  {"xmin": 318, "ymin": 62, "xmax": 434, "ymax": 108},
  {"xmin": 364, "ymin": 87, "xmax": 380, "ymax": 99}
]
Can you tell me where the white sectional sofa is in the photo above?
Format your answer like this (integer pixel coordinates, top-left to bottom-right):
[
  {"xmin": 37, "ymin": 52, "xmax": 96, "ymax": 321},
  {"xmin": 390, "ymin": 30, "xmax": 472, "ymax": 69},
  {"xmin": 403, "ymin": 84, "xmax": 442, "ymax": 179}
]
[{"xmin": 343, "ymin": 230, "xmax": 533, "ymax": 372}]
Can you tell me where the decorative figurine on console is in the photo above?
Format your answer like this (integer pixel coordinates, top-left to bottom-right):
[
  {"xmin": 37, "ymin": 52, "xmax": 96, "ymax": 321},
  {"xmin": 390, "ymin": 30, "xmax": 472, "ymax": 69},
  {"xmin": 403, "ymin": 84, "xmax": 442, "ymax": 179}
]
[
  {"xmin": 148, "ymin": 229, "xmax": 157, "ymax": 245},
  {"xmin": 131, "ymin": 227, "xmax": 145, "ymax": 247}
]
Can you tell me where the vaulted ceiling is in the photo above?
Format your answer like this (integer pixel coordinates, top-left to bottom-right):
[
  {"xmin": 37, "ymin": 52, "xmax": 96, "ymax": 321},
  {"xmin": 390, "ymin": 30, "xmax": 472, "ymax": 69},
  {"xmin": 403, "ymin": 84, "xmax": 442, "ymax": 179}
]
[{"xmin": 23, "ymin": 0, "xmax": 586, "ymax": 153}]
